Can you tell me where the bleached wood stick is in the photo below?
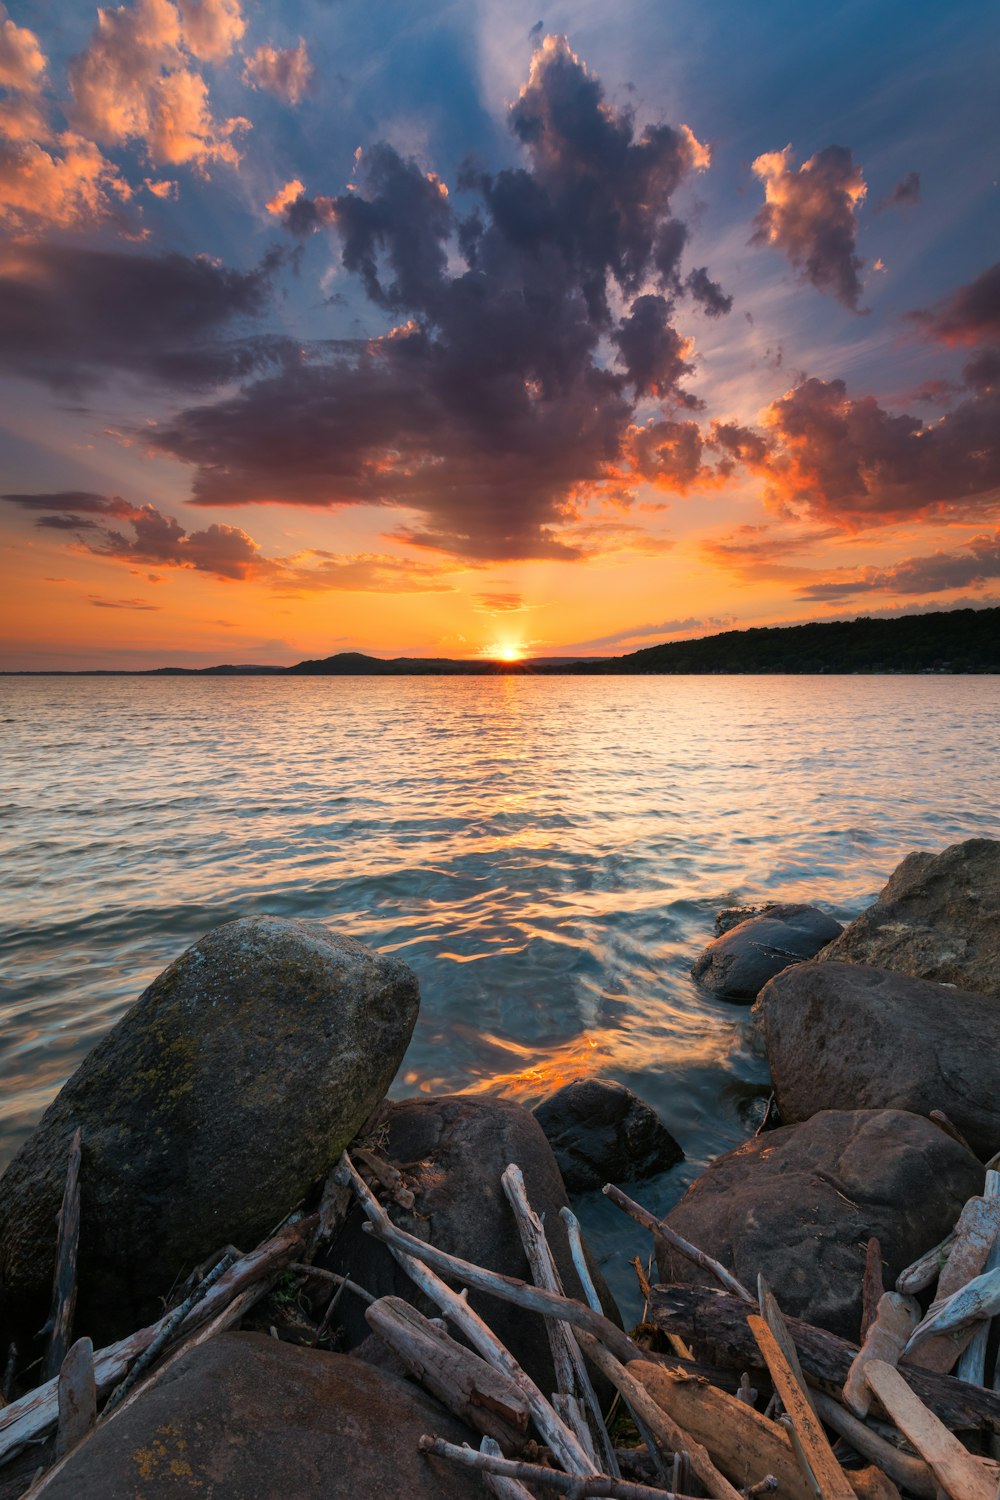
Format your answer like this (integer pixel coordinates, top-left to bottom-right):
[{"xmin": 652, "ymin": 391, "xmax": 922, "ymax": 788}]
[
  {"xmin": 747, "ymin": 1314, "xmax": 856, "ymax": 1500},
  {"xmin": 560, "ymin": 1208, "xmax": 603, "ymax": 1316},
  {"xmin": 862, "ymin": 1361, "xmax": 996, "ymax": 1500},
  {"xmin": 909, "ymin": 1194, "xmax": 1000, "ymax": 1373},
  {"xmin": 812, "ymin": 1391, "xmax": 936, "ymax": 1500},
  {"xmin": 904, "ymin": 1269, "xmax": 1000, "ymax": 1358},
  {"xmin": 757, "ymin": 1276, "xmax": 817, "ymax": 1417},
  {"xmin": 288, "ymin": 1262, "xmax": 376, "ymax": 1304},
  {"xmin": 45, "ymin": 1129, "xmax": 82, "ymax": 1380},
  {"xmin": 843, "ymin": 1293, "xmax": 921, "ymax": 1418},
  {"xmin": 578, "ymin": 1333, "xmax": 744, "ymax": 1500},
  {"xmin": 956, "ymin": 1172, "xmax": 1000, "ymax": 1387},
  {"xmin": 418, "ymin": 1434, "xmax": 695, "ymax": 1498},
  {"xmin": 0, "ymin": 1217, "xmax": 307, "ymax": 1463},
  {"xmin": 333, "ymin": 1157, "xmax": 641, "ymax": 1365},
  {"xmin": 479, "ymin": 1435, "xmax": 536, "ymax": 1499},
  {"xmin": 896, "ymin": 1232, "xmax": 958, "ymax": 1295},
  {"xmin": 602, "ymin": 1183, "xmax": 754, "ymax": 1304},
  {"xmin": 54, "ymin": 1339, "xmax": 94, "ymax": 1460},
  {"xmin": 337, "ymin": 1151, "xmax": 593, "ymax": 1475},
  {"xmin": 502, "ymin": 1165, "xmax": 615, "ymax": 1475}
]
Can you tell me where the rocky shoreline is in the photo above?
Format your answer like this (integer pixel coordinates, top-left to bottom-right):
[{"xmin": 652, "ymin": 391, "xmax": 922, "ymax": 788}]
[{"xmin": 0, "ymin": 837, "xmax": 997, "ymax": 1497}]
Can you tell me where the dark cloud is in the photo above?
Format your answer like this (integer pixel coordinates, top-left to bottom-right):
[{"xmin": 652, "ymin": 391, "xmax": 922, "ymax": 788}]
[
  {"xmin": 751, "ymin": 144, "xmax": 867, "ymax": 310},
  {"xmin": 0, "ymin": 245, "xmax": 285, "ymax": 390},
  {"xmin": 3, "ymin": 490, "xmax": 136, "ymax": 515},
  {"xmin": 755, "ymin": 375, "xmax": 1000, "ymax": 524},
  {"xmin": 879, "ymin": 171, "xmax": 920, "ymax": 211},
  {"xmin": 156, "ymin": 36, "xmax": 729, "ymax": 561},
  {"xmin": 912, "ymin": 260, "xmax": 1000, "ymax": 348},
  {"xmin": 796, "ymin": 531, "xmax": 1000, "ymax": 600},
  {"xmin": 89, "ymin": 596, "xmax": 162, "ymax": 610},
  {"xmin": 685, "ymin": 266, "xmax": 733, "ymax": 317}
]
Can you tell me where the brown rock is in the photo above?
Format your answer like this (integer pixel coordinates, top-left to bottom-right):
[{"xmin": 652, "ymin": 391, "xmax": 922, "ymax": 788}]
[
  {"xmin": 692, "ymin": 903, "xmax": 843, "ymax": 1001},
  {"xmin": 37, "ymin": 1333, "xmax": 486, "ymax": 1498},
  {"xmin": 818, "ymin": 838, "xmax": 1000, "ymax": 996},
  {"xmin": 657, "ymin": 1109, "xmax": 982, "ymax": 1339},
  {"xmin": 0, "ymin": 917, "xmax": 419, "ymax": 1342},
  {"xmin": 757, "ymin": 961, "xmax": 1000, "ymax": 1159}
]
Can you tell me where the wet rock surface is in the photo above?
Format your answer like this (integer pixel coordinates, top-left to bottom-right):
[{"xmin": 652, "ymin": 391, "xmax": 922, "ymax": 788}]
[
  {"xmin": 757, "ymin": 960, "xmax": 1000, "ymax": 1159},
  {"xmin": 319, "ymin": 1093, "xmax": 620, "ymax": 1395},
  {"xmin": 533, "ymin": 1077, "xmax": 683, "ymax": 1192},
  {"xmin": 38, "ymin": 1333, "xmax": 487, "ymax": 1499},
  {"xmin": 818, "ymin": 838, "xmax": 1000, "ymax": 996},
  {"xmin": 658, "ymin": 1108, "xmax": 983, "ymax": 1339},
  {"xmin": 692, "ymin": 903, "xmax": 844, "ymax": 1000},
  {"xmin": 0, "ymin": 917, "xmax": 420, "ymax": 1342}
]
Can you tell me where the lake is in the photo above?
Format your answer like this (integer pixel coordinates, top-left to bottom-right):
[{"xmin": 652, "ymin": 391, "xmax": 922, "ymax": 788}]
[{"xmin": 1, "ymin": 673, "xmax": 997, "ymax": 1317}]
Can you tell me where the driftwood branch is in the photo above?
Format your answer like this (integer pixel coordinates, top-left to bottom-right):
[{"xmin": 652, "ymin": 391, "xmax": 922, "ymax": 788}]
[
  {"xmin": 860, "ymin": 1239, "xmax": 884, "ymax": 1341},
  {"xmin": 603, "ymin": 1184, "xmax": 754, "ymax": 1304},
  {"xmin": 862, "ymin": 1361, "xmax": 996, "ymax": 1500},
  {"xmin": 907, "ymin": 1194, "xmax": 1000, "ymax": 1373},
  {"xmin": 54, "ymin": 1339, "xmax": 94, "ymax": 1460},
  {"xmin": 896, "ymin": 1232, "xmax": 956, "ymax": 1296},
  {"xmin": 955, "ymin": 1171, "xmax": 1000, "ymax": 1387},
  {"xmin": 418, "ymin": 1434, "xmax": 695, "ymax": 1498},
  {"xmin": 479, "ymin": 1434, "xmax": 536, "ymax": 1498},
  {"xmin": 44, "ymin": 1128, "xmax": 82, "ymax": 1380},
  {"xmin": 843, "ymin": 1293, "xmax": 920, "ymax": 1419},
  {"xmin": 560, "ymin": 1208, "xmax": 602, "ymax": 1316},
  {"xmin": 812, "ymin": 1391, "xmax": 937, "ymax": 1500},
  {"xmin": 288, "ymin": 1262, "xmax": 376, "ymax": 1305},
  {"xmin": 748, "ymin": 1312, "xmax": 856, "ymax": 1500}
]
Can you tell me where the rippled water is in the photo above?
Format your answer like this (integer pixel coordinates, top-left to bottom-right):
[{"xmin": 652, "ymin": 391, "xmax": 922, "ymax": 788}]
[{"xmin": 1, "ymin": 674, "xmax": 998, "ymax": 1316}]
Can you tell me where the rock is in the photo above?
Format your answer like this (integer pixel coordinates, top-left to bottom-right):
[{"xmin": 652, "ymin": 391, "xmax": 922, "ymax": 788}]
[
  {"xmin": 533, "ymin": 1077, "xmax": 683, "ymax": 1192},
  {"xmin": 0, "ymin": 917, "xmax": 419, "ymax": 1341},
  {"xmin": 691, "ymin": 903, "xmax": 843, "ymax": 1000},
  {"xmin": 319, "ymin": 1093, "xmax": 620, "ymax": 1394},
  {"xmin": 657, "ymin": 1109, "xmax": 982, "ymax": 1339},
  {"xmin": 37, "ymin": 1332, "xmax": 486, "ymax": 1498},
  {"xmin": 757, "ymin": 961, "xmax": 1000, "ymax": 1159},
  {"xmin": 819, "ymin": 838, "xmax": 1000, "ymax": 996},
  {"xmin": 715, "ymin": 903, "xmax": 773, "ymax": 936}
]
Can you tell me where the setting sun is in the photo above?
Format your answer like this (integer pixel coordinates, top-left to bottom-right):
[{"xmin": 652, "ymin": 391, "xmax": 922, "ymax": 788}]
[{"xmin": 492, "ymin": 643, "xmax": 524, "ymax": 663}]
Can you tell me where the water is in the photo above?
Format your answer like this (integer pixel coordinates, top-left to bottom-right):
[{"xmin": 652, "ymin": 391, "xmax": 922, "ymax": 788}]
[{"xmin": 1, "ymin": 673, "xmax": 997, "ymax": 1318}]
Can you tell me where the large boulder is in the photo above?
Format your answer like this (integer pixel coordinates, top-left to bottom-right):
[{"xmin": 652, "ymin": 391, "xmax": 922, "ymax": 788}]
[
  {"xmin": 757, "ymin": 961, "xmax": 1000, "ymax": 1159},
  {"xmin": 320, "ymin": 1094, "xmax": 620, "ymax": 1393},
  {"xmin": 657, "ymin": 1109, "xmax": 982, "ymax": 1339},
  {"xmin": 819, "ymin": 839, "xmax": 1000, "ymax": 996},
  {"xmin": 691, "ymin": 904, "xmax": 843, "ymax": 1000},
  {"xmin": 0, "ymin": 918, "xmax": 419, "ymax": 1340},
  {"xmin": 533, "ymin": 1077, "xmax": 683, "ymax": 1192},
  {"xmin": 37, "ymin": 1333, "xmax": 486, "ymax": 1498}
]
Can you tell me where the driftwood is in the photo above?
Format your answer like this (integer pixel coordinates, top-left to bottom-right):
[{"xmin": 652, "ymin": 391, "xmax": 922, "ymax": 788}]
[
  {"xmin": 337, "ymin": 1151, "xmax": 595, "ymax": 1476},
  {"xmin": 956, "ymin": 1171, "xmax": 1000, "ymax": 1386},
  {"xmin": 603, "ymin": 1184, "xmax": 755, "ymax": 1304},
  {"xmin": 861, "ymin": 1239, "xmax": 884, "ymax": 1341},
  {"xmin": 54, "ymin": 1339, "xmax": 94, "ymax": 1459},
  {"xmin": 843, "ymin": 1294, "xmax": 920, "ymax": 1418},
  {"xmin": 44, "ymin": 1128, "xmax": 82, "ymax": 1380},
  {"xmin": 897, "ymin": 1232, "xmax": 957, "ymax": 1296},
  {"xmin": 335, "ymin": 1155, "xmax": 641, "ymax": 1366},
  {"xmin": 757, "ymin": 1277, "xmax": 817, "ymax": 1417},
  {"xmin": 480, "ymin": 1434, "xmax": 535, "ymax": 1499},
  {"xmin": 352, "ymin": 1146, "xmax": 416, "ymax": 1210},
  {"xmin": 650, "ymin": 1284, "xmax": 1000, "ymax": 1433},
  {"xmin": 366, "ymin": 1296, "xmax": 530, "ymax": 1451},
  {"xmin": 288, "ymin": 1262, "xmax": 376, "ymax": 1305},
  {"xmin": 417, "ymin": 1434, "xmax": 691, "ymax": 1499},
  {"xmin": 907, "ymin": 1196, "xmax": 1000, "ymax": 1373},
  {"xmin": 748, "ymin": 1312, "xmax": 856, "ymax": 1500},
  {"xmin": 577, "ymin": 1335, "xmax": 742, "ymax": 1500},
  {"xmin": 0, "ymin": 1216, "xmax": 308, "ymax": 1465},
  {"xmin": 904, "ymin": 1269, "xmax": 1000, "ymax": 1364},
  {"xmin": 862, "ymin": 1361, "xmax": 997, "ymax": 1500},
  {"xmin": 560, "ymin": 1208, "xmax": 602, "ymax": 1316},
  {"xmin": 812, "ymin": 1391, "xmax": 937, "ymax": 1499}
]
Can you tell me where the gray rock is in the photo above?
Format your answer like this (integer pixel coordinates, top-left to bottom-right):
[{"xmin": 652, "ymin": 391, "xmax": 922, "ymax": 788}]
[
  {"xmin": 819, "ymin": 838, "xmax": 1000, "ymax": 996},
  {"xmin": 0, "ymin": 917, "xmax": 419, "ymax": 1341},
  {"xmin": 756, "ymin": 961, "xmax": 1000, "ymax": 1159},
  {"xmin": 37, "ymin": 1333, "xmax": 486, "ymax": 1499},
  {"xmin": 319, "ymin": 1093, "xmax": 620, "ymax": 1394},
  {"xmin": 657, "ymin": 1108, "xmax": 982, "ymax": 1339},
  {"xmin": 691, "ymin": 903, "xmax": 843, "ymax": 1000},
  {"xmin": 533, "ymin": 1077, "xmax": 683, "ymax": 1192}
]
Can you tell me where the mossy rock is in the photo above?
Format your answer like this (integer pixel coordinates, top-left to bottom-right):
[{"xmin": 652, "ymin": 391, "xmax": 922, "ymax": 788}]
[{"xmin": 0, "ymin": 917, "xmax": 419, "ymax": 1342}]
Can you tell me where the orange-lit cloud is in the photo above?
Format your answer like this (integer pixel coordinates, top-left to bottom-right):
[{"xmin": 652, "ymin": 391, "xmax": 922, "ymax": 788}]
[
  {"xmin": 244, "ymin": 40, "xmax": 314, "ymax": 105},
  {"xmin": 0, "ymin": 132, "xmax": 129, "ymax": 229},
  {"xmin": 796, "ymin": 531, "xmax": 1000, "ymax": 601},
  {"xmin": 175, "ymin": 0, "xmax": 245, "ymax": 62},
  {"xmin": 0, "ymin": 5, "xmax": 46, "ymax": 92},
  {"xmin": 912, "ymin": 260, "xmax": 1000, "ymax": 348},
  {"xmin": 752, "ymin": 143, "xmax": 867, "ymax": 309},
  {"xmin": 265, "ymin": 177, "xmax": 306, "ymax": 216}
]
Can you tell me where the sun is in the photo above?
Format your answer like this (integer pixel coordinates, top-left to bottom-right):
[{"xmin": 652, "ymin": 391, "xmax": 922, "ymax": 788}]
[{"xmin": 494, "ymin": 643, "xmax": 523, "ymax": 662}]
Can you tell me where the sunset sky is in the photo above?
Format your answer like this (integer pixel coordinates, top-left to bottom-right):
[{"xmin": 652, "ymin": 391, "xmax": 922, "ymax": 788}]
[{"xmin": 1, "ymin": 0, "xmax": 998, "ymax": 669}]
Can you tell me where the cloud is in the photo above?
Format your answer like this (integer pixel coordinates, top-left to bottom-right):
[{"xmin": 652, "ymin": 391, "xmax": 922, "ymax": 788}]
[
  {"xmin": 0, "ymin": 131, "xmax": 130, "ymax": 230},
  {"xmin": 0, "ymin": 5, "xmax": 46, "ymax": 92},
  {"xmin": 912, "ymin": 260, "xmax": 1000, "ymax": 348},
  {"xmin": 265, "ymin": 177, "xmax": 305, "ymax": 215},
  {"xmin": 244, "ymin": 40, "xmax": 313, "ymax": 105},
  {"xmin": 90, "ymin": 595, "xmax": 162, "ymax": 609},
  {"xmin": 157, "ymin": 36, "xmax": 729, "ymax": 561},
  {"xmin": 473, "ymin": 591, "xmax": 527, "ymax": 612},
  {"xmin": 67, "ymin": 0, "xmax": 248, "ymax": 170},
  {"xmin": 879, "ymin": 171, "xmax": 919, "ymax": 211},
  {"xmin": 751, "ymin": 144, "xmax": 867, "ymax": 309},
  {"xmin": 572, "ymin": 615, "xmax": 734, "ymax": 651},
  {"xmin": 0, "ymin": 243, "xmax": 283, "ymax": 389},
  {"xmin": 796, "ymin": 531, "xmax": 1000, "ymax": 600},
  {"xmin": 754, "ymin": 375, "xmax": 1000, "ymax": 525},
  {"xmin": 175, "ymin": 0, "xmax": 244, "ymax": 62}
]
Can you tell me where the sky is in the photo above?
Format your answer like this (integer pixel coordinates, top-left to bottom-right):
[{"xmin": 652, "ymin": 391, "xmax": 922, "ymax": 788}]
[{"xmin": 0, "ymin": 0, "xmax": 998, "ymax": 669}]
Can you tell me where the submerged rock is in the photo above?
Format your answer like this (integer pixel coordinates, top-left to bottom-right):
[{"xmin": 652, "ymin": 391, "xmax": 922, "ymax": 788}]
[
  {"xmin": 319, "ymin": 1093, "xmax": 620, "ymax": 1394},
  {"xmin": 658, "ymin": 1108, "xmax": 982, "ymax": 1339},
  {"xmin": 691, "ymin": 903, "xmax": 843, "ymax": 1000},
  {"xmin": 0, "ymin": 917, "xmax": 419, "ymax": 1340},
  {"xmin": 757, "ymin": 961, "xmax": 1000, "ymax": 1159},
  {"xmin": 818, "ymin": 838, "xmax": 1000, "ymax": 996},
  {"xmin": 533, "ymin": 1077, "xmax": 683, "ymax": 1192},
  {"xmin": 37, "ymin": 1333, "xmax": 486, "ymax": 1499}
]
